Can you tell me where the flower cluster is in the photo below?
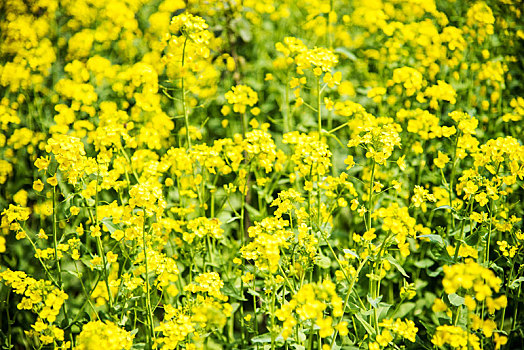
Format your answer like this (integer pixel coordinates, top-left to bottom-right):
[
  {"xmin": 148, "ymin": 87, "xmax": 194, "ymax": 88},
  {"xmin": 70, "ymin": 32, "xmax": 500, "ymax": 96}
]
[
  {"xmin": 76, "ymin": 320, "xmax": 134, "ymax": 350},
  {"xmin": 225, "ymin": 85, "xmax": 259, "ymax": 114},
  {"xmin": 275, "ymin": 280, "xmax": 344, "ymax": 339}
]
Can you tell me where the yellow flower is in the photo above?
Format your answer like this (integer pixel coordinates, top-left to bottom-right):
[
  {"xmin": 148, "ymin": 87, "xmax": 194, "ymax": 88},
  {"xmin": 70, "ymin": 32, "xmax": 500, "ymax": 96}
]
[
  {"xmin": 323, "ymin": 71, "xmax": 342, "ymax": 88},
  {"xmin": 463, "ymin": 180, "xmax": 478, "ymax": 196},
  {"xmin": 37, "ymin": 229, "xmax": 48, "ymax": 240},
  {"xmin": 72, "ymin": 249, "xmax": 80, "ymax": 260},
  {"xmin": 46, "ymin": 176, "xmax": 57, "ymax": 187},
  {"xmin": 335, "ymin": 321, "xmax": 349, "ymax": 336},
  {"xmin": 225, "ymin": 85, "xmax": 258, "ymax": 114},
  {"xmin": 33, "ymin": 179, "xmax": 44, "ymax": 192},
  {"xmin": 376, "ymin": 329, "xmax": 393, "ymax": 347},
  {"xmin": 363, "ymin": 228, "xmax": 376, "ymax": 241},
  {"xmin": 397, "ymin": 155, "xmax": 407, "ymax": 171},
  {"xmin": 34, "ymin": 156, "xmax": 50, "ymax": 172},
  {"xmin": 76, "ymin": 320, "xmax": 133, "ymax": 350},
  {"xmin": 70, "ymin": 206, "xmax": 80, "ymax": 215},
  {"xmin": 106, "ymin": 251, "xmax": 118, "ymax": 263},
  {"xmin": 434, "ymin": 151, "xmax": 450, "ymax": 169},
  {"xmin": 494, "ymin": 333, "xmax": 508, "ymax": 350},
  {"xmin": 317, "ymin": 317, "xmax": 334, "ymax": 338},
  {"xmin": 90, "ymin": 225, "xmax": 101, "ymax": 238}
]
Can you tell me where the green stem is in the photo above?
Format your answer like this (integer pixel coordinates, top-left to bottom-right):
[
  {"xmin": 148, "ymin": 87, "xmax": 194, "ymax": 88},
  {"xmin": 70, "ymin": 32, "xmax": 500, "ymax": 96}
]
[
  {"xmin": 6, "ymin": 290, "xmax": 11, "ymax": 349},
  {"xmin": 307, "ymin": 322, "xmax": 315, "ymax": 350},
  {"xmin": 142, "ymin": 208, "xmax": 156, "ymax": 346},
  {"xmin": 271, "ymin": 276, "xmax": 277, "ymax": 350},
  {"xmin": 328, "ymin": 121, "xmax": 349, "ymax": 134},
  {"xmin": 511, "ymin": 283, "xmax": 521, "ymax": 331},
  {"xmin": 484, "ymin": 198, "xmax": 495, "ymax": 264},
  {"xmin": 317, "ymin": 77, "xmax": 322, "ymax": 139},
  {"xmin": 500, "ymin": 265, "xmax": 514, "ymax": 330},
  {"xmin": 448, "ymin": 132, "xmax": 461, "ymax": 234},
  {"xmin": 367, "ymin": 160, "xmax": 376, "ymax": 231},
  {"xmin": 181, "ymin": 37, "xmax": 191, "ymax": 149},
  {"xmin": 52, "ymin": 186, "xmax": 71, "ymax": 330},
  {"xmin": 73, "ymin": 261, "xmax": 99, "ymax": 320},
  {"xmin": 318, "ymin": 230, "xmax": 351, "ymax": 284},
  {"xmin": 52, "ymin": 187, "xmax": 62, "ymax": 288},
  {"xmin": 284, "ymin": 78, "xmax": 290, "ymax": 133},
  {"xmin": 94, "ymin": 171, "xmax": 113, "ymax": 312},
  {"xmin": 23, "ymin": 228, "xmax": 59, "ymax": 287},
  {"xmin": 453, "ymin": 197, "xmax": 474, "ymax": 261},
  {"xmin": 253, "ymin": 278, "xmax": 258, "ymax": 336},
  {"xmin": 330, "ymin": 257, "xmax": 369, "ymax": 349}
]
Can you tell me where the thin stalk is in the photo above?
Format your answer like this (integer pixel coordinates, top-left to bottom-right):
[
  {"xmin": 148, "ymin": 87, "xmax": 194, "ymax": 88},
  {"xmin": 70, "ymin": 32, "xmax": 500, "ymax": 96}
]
[
  {"xmin": 328, "ymin": 121, "xmax": 349, "ymax": 134},
  {"xmin": 67, "ymin": 273, "xmax": 101, "ymax": 329},
  {"xmin": 453, "ymin": 197, "xmax": 474, "ymax": 261},
  {"xmin": 307, "ymin": 322, "xmax": 315, "ymax": 350},
  {"xmin": 448, "ymin": 132, "xmax": 461, "ymax": 234},
  {"xmin": 278, "ymin": 263, "xmax": 296, "ymax": 292},
  {"xmin": 52, "ymin": 187, "xmax": 62, "ymax": 288},
  {"xmin": 271, "ymin": 277, "xmax": 277, "ymax": 350},
  {"xmin": 73, "ymin": 261, "xmax": 99, "ymax": 320},
  {"xmin": 181, "ymin": 37, "xmax": 191, "ymax": 149},
  {"xmin": 511, "ymin": 283, "xmax": 520, "ymax": 331},
  {"xmin": 484, "ymin": 198, "xmax": 495, "ymax": 263},
  {"xmin": 284, "ymin": 77, "xmax": 290, "ymax": 133},
  {"xmin": 6, "ymin": 290, "xmax": 11, "ymax": 349},
  {"xmin": 318, "ymin": 230, "xmax": 351, "ymax": 284},
  {"xmin": 367, "ymin": 160, "xmax": 376, "ymax": 231},
  {"xmin": 94, "ymin": 172, "xmax": 113, "ymax": 312},
  {"xmin": 52, "ymin": 186, "xmax": 71, "ymax": 329},
  {"xmin": 23, "ymin": 228, "xmax": 59, "ymax": 287},
  {"xmin": 253, "ymin": 278, "xmax": 259, "ymax": 336},
  {"xmin": 238, "ymin": 148, "xmax": 250, "ymax": 346},
  {"xmin": 330, "ymin": 257, "xmax": 369, "ymax": 349},
  {"xmin": 315, "ymin": 79, "xmax": 323, "ymax": 227},
  {"xmin": 331, "ymin": 257, "xmax": 368, "ymax": 349},
  {"xmin": 500, "ymin": 264, "xmax": 514, "ymax": 330},
  {"xmin": 142, "ymin": 209, "xmax": 156, "ymax": 346},
  {"xmin": 317, "ymin": 77, "xmax": 322, "ymax": 139}
]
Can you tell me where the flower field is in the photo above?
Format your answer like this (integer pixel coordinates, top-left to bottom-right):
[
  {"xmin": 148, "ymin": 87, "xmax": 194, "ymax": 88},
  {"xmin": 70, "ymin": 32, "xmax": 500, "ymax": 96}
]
[{"xmin": 1, "ymin": 0, "xmax": 523, "ymax": 349}]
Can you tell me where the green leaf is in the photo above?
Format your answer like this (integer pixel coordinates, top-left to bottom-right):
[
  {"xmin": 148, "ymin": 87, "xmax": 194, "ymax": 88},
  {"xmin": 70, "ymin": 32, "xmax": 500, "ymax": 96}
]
[
  {"xmin": 64, "ymin": 270, "xmax": 81, "ymax": 279},
  {"xmin": 247, "ymin": 288, "xmax": 261, "ymax": 297},
  {"xmin": 433, "ymin": 205, "xmax": 453, "ymax": 212},
  {"xmin": 354, "ymin": 313, "xmax": 376, "ymax": 336},
  {"xmin": 367, "ymin": 294, "xmax": 383, "ymax": 308},
  {"xmin": 246, "ymin": 204, "xmax": 263, "ymax": 220},
  {"xmin": 448, "ymin": 293, "xmax": 465, "ymax": 306},
  {"xmin": 465, "ymin": 230, "xmax": 481, "ymax": 245},
  {"xmin": 316, "ymin": 255, "xmax": 331, "ymax": 269},
  {"xmin": 226, "ymin": 216, "xmax": 241, "ymax": 224},
  {"xmin": 418, "ymin": 234, "xmax": 444, "ymax": 245},
  {"xmin": 391, "ymin": 302, "xmax": 416, "ymax": 319},
  {"xmin": 251, "ymin": 333, "xmax": 272, "ymax": 344},
  {"xmin": 334, "ymin": 47, "xmax": 357, "ymax": 61},
  {"xmin": 386, "ymin": 256, "xmax": 409, "ymax": 278},
  {"xmin": 222, "ymin": 285, "xmax": 247, "ymax": 301},
  {"xmin": 101, "ymin": 217, "xmax": 121, "ymax": 233},
  {"xmin": 343, "ymin": 249, "xmax": 359, "ymax": 259},
  {"xmin": 509, "ymin": 277, "xmax": 524, "ymax": 289},
  {"xmin": 489, "ymin": 263, "xmax": 504, "ymax": 275},
  {"xmin": 414, "ymin": 259, "xmax": 434, "ymax": 269},
  {"xmin": 427, "ymin": 267, "xmax": 443, "ymax": 277}
]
